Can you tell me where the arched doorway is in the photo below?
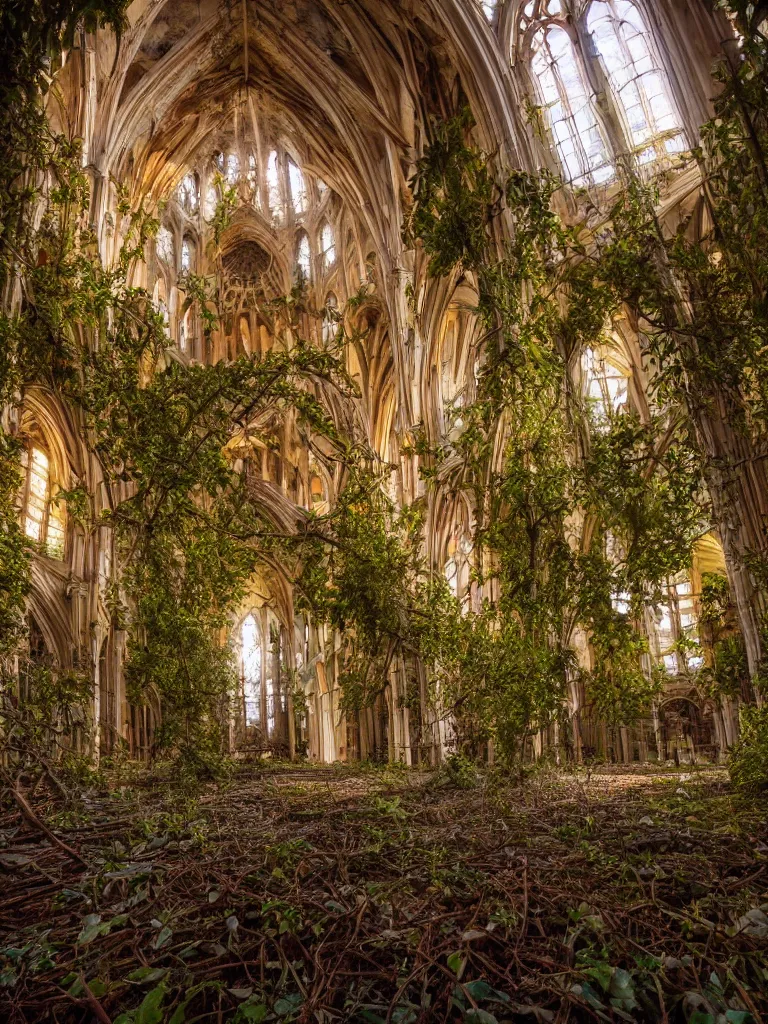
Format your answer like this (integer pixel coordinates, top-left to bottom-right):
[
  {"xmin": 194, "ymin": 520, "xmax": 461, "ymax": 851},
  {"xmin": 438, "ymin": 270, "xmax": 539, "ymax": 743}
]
[
  {"xmin": 235, "ymin": 609, "xmax": 289, "ymax": 754},
  {"xmin": 660, "ymin": 698, "xmax": 715, "ymax": 763}
]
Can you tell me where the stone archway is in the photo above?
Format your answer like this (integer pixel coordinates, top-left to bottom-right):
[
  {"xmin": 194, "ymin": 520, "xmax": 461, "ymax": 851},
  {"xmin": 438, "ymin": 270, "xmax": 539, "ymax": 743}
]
[{"xmin": 659, "ymin": 697, "xmax": 716, "ymax": 763}]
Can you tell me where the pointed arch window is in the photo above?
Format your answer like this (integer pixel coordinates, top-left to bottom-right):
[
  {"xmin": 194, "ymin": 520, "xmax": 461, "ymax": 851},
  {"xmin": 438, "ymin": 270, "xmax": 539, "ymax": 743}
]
[
  {"xmin": 288, "ymin": 160, "xmax": 308, "ymax": 215},
  {"xmin": 177, "ymin": 173, "xmax": 199, "ymax": 214},
  {"xmin": 179, "ymin": 307, "xmax": 193, "ymax": 354},
  {"xmin": 582, "ymin": 346, "xmax": 629, "ymax": 427},
  {"xmin": 519, "ymin": 0, "xmax": 686, "ymax": 183},
  {"xmin": 156, "ymin": 226, "xmax": 174, "ymax": 265},
  {"xmin": 296, "ymin": 232, "xmax": 312, "ymax": 282},
  {"xmin": 22, "ymin": 446, "xmax": 65, "ymax": 558},
  {"xmin": 320, "ymin": 222, "xmax": 336, "ymax": 270},
  {"xmin": 239, "ymin": 613, "xmax": 262, "ymax": 728},
  {"xmin": 247, "ymin": 154, "xmax": 262, "ymax": 209},
  {"xmin": 180, "ymin": 237, "xmax": 194, "ymax": 274},
  {"xmin": 267, "ymin": 151, "xmax": 284, "ymax": 220},
  {"xmin": 587, "ymin": 0, "xmax": 684, "ymax": 161},
  {"xmin": 322, "ymin": 292, "xmax": 338, "ymax": 344},
  {"xmin": 530, "ymin": 24, "xmax": 614, "ymax": 185},
  {"xmin": 225, "ymin": 153, "xmax": 240, "ymax": 185}
]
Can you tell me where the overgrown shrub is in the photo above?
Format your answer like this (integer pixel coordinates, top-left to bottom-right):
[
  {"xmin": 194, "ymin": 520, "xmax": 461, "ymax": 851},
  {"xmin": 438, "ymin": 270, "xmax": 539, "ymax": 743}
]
[{"xmin": 729, "ymin": 704, "xmax": 768, "ymax": 792}]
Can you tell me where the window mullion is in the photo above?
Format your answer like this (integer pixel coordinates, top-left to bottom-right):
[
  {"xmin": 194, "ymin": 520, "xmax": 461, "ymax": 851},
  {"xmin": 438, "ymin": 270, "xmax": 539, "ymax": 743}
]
[{"xmin": 575, "ymin": 11, "xmax": 626, "ymax": 170}]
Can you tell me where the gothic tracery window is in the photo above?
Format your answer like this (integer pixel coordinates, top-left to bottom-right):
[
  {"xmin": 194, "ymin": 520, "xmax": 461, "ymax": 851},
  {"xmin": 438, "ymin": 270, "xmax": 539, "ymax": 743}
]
[
  {"xmin": 519, "ymin": 0, "xmax": 685, "ymax": 183},
  {"xmin": 530, "ymin": 22, "xmax": 614, "ymax": 185},
  {"xmin": 181, "ymin": 237, "xmax": 194, "ymax": 274},
  {"xmin": 239, "ymin": 613, "xmax": 262, "ymax": 728},
  {"xmin": 320, "ymin": 222, "xmax": 336, "ymax": 270},
  {"xmin": 225, "ymin": 152, "xmax": 240, "ymax": 185},
  {"xmin": 296, "ymin": 232, "xmax": 312, "ymax": 281},
  {"xmin": 22, "ymin": 446, "xmax": 65, "ymax": 559},
  {"xmin": 582, "ymin": 346, "xmax": 629, "ymax": 427},
  {"xmin": 156, "ymin": 226, "xmax": 174, "ymax": 265},
  {"xmin": 322, "ymin": 292, "xmax": 338, "ymax": 344},
  {"xmin": 177, "ymin": 172, "xmax": 199, "ymax": 213},
  {"xmin": 267, "ymin": 151, "xmax": 283, "ymax": 220},
  {"xmin": 587, "ymin": 0, "xmax": 684, "ymax": 162},
  {"xmin": 288, "ymin": 160, "xmax": 308, "ymax": 215}
]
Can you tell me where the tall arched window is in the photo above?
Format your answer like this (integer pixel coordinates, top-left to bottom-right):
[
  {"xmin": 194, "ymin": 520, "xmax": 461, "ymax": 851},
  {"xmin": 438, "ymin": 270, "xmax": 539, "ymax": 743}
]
[
  {"xmin": 322, "ymin": 292, "xmax": 338, "ymax": 344},
  {"xmin": 247, "ymin": 153, "xmax": 262, "ymax": 210},
  {"xmin": 267, "ymin": 151, "xmax": 283, "ymax": 220},
  {"xmin": 22, "ymin": 446, "xmax": 65, "ymax": 559},
  {"xmin": 181, "ymin": 237, "xmax": 194, "ymax": 274},
  {"xmin": 519, "ymin": 0, "xmax": 686, "ymax": 182},
  {"xmin": 179, "ymin": 307, "xmax": 193, "ymax": 354},
  {"xmin": 156, "ymin": 226, "xmax": 174, "ymax": 265},
  {"xmin": 177, "ymin": 173, "xmax": 199, "ymax": 214},
  {"xmin": 582, "ymin": 346, "xmax": 629, "ymax": 427},
  {"xmin": 240, "ymin": 613, "xmax": 262, "ymax": 728},
  {"xmin": 225, "ymin": 152, "xmax": 240, "ymax": 185},
  {"xmin": 530, "ymin": 24, "xmax": 614, "ymax": 185},
  {"xmin": 320, "ymin": 222, "xmax": 336, "ymax": 270},
  {"xmin": 587, "ymin": 0, "xmax": 684, "ymax": 162},
  {"xmin": 288, "ymin": 160, "xmax": 308, "ymax": 215},
  {"xmin": 296, "ymin": 232, "xmax": 312, "ymax": 282}
]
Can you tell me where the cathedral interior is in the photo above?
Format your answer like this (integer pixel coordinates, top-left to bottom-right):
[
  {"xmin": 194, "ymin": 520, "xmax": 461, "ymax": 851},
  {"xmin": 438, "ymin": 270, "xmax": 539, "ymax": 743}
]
[{"xmin": 5, "ymin": 0, "xmax": 757, "ymax": 768}]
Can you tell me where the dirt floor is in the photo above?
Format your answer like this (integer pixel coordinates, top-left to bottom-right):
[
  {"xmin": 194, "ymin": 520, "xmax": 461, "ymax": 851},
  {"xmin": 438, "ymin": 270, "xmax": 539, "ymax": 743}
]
[{"xmin": 1, "ymin": 762, "xmax": 766, "ymax": 1023}]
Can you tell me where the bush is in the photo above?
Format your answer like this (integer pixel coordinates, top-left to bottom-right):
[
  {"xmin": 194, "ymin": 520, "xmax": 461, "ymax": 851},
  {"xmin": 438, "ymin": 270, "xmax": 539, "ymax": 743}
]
[{"xmin": 729, "ymin": 704, "xmax": 768, "ymax": 792}]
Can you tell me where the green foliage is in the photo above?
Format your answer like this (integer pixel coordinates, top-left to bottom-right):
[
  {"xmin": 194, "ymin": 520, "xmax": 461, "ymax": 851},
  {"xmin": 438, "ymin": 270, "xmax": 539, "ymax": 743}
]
[
  {"xmin": 0, "ymin": 51, "xmax": 351, "ymax": 771},
  {"xmin": 405, "ymin": 112, "xmax": 703, "ymax": 756},
  {"xmin": 729, "ymin": 703, "xmax": 768, "ymax": 792},
  {"xmin": 294, "ymin": 467, "xmax": 427, "ymax": 710},
  {"xmin": 0, "ymin": 432, "xmax": 29, "ymax": 658}
]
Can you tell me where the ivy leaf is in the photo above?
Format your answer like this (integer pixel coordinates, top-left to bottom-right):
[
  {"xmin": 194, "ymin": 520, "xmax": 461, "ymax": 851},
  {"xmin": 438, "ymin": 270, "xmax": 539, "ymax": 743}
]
[
  {"xmin": 152, "ymin": 926, "xmax": 173, "ymax": 950},
  {"xmin": 135, "ymin": 983, "xmax": 167, "ymax": 1024},
  {"xmin": 127, "ymin": 967, "xmax": 168, "ymax": 985}
]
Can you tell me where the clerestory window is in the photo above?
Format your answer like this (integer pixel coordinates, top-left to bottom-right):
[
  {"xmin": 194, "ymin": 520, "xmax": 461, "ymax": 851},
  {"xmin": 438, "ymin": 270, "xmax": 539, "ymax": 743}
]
[
  {"xmin": 296, "ymin": 232, "xmax": 312, "ymax": 282},
  {"xmin": 22, "ymin": 446, "xmax": 65, "ymax": 559},
  {"xmin": 320, "ymin": 222, "xmax": 336, "ymax": 270},
  {"xmin": 518, "ymin": 0, "xmax": 686, "ymax": 185},
  {"xmin": 176, "ymin": 173, "xmax": 199, "ymax": 214},
  {"xmin": 288, "ymin": 160, "xmax": 308, "ymax": 215}
]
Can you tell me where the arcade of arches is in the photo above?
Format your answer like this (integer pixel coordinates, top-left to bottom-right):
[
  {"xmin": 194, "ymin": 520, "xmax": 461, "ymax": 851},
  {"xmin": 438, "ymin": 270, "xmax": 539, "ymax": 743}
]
[{"xmin": 2, "ymin": 0, "xmax": 763, "ymax": 770}]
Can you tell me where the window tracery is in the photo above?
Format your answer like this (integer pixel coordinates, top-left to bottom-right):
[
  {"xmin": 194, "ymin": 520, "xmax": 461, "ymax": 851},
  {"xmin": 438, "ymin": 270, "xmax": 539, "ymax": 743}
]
[
  {"xmin": 177, "ymin": 172, "xmax": 199, "ymax": 214},
  {"xmin": 246, "ymin": 154, "xmax": 262, "ymax": 209},
  {"xmin": 181, "ymin": 237, "xmax": 194, "ymax": 274},
  {"xmin": 518, "ymin": 0, "xmax": 686, "ymax": 183},
  {"xmin": 267, "ymin": 151, "xmax": 283, "ymax": 221},
  {"xmin": 582, "ymin": 346, "xmax": 629, "ymax": 427},
  {"xmin": 22, "ymin": 446, "xmax": 65, "ymax": 559},
  {"xmin": 322, "ymin": 292, "xmax": 338, "ymax": 344},
  {"xmin": 156, "ymin": 226, "xmax": 174, "ymax": 265},
  {"xmin": 653, "ymin": 575, "xmax": 701, "ymax": 675},
  {"xmin": 296, "ymin": 232, "xmax": 312, "ymax": 281},
  {"xmin": 239, "ymin": 613, "xmax": 262, "ymax": 728},
  {"xmin": 587, "ymin": 1, "xmax": 684, "ymax": 162},
  {"xmin": 225, "ymin": 153, "xmax": 240, "ymax": 186},
  {"xmin": 320, "ymin": 222, "xmax": 336, "ymax": 270},
  {"xmin": 288, "ymin": 160, "xmax": 308, "ymax": 215}
]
